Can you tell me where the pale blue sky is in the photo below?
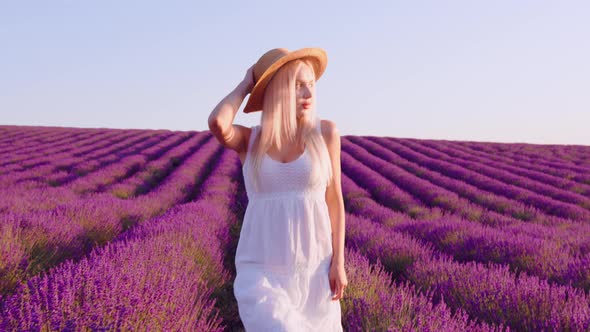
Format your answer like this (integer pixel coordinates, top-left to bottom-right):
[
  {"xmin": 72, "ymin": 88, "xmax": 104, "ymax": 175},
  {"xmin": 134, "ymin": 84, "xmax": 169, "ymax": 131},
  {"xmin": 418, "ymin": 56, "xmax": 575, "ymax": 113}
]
[{"xmin": 1, "ymin": 1, "xmax": 589, "ymax": 145}]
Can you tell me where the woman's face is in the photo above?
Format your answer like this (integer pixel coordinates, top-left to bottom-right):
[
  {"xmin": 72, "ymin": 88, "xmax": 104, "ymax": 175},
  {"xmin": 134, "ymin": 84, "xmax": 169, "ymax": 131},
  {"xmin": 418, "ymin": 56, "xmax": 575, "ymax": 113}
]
[{"xmin": 295, "ymin": 64, "xmax": 316, "ymax": 119}]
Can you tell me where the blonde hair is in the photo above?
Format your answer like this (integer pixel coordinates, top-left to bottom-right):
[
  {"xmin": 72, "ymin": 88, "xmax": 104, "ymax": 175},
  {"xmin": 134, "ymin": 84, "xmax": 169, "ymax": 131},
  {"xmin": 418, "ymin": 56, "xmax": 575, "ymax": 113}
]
[{"xmin": 247, "ymin": 59, "xmax": 333, "ymax": 191}]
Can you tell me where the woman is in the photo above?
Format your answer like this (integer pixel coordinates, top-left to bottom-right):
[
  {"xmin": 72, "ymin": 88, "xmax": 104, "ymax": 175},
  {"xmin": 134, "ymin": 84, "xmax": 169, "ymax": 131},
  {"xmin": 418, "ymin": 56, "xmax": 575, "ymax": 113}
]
[{"xmin": 208, "ymin": 47, "xmax": 347, "ymax": 331}]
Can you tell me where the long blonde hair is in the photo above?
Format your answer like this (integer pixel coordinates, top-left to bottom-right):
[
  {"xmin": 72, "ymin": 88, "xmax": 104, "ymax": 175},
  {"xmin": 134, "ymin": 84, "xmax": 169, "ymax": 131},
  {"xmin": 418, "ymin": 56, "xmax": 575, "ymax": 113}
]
[{"xmin": 247, "ymin": 59, "xmax": 333, "ymax": 191}]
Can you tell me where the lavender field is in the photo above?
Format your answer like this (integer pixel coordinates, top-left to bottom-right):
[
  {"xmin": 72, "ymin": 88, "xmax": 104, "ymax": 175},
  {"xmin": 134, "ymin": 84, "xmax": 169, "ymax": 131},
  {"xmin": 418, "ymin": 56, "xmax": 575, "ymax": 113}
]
[{"xmin": 1, "ymin": 124, "xmax": 590, "ymax": 331}]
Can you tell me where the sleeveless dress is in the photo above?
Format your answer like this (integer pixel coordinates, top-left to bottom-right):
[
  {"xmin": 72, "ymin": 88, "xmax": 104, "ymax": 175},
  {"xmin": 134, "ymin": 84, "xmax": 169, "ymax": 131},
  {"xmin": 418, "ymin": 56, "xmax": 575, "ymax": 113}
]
[{"xmin": 233, "ymin": 119, "xmax": 343, "ymax": 332}]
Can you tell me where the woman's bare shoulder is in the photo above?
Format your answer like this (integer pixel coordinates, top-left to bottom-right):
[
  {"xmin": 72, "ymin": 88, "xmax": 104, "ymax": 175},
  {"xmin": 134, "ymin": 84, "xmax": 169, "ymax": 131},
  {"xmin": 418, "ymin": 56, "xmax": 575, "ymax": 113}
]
[{"xmin": 319, "ymin": 119, "xmax": 338, "ymax": 140}]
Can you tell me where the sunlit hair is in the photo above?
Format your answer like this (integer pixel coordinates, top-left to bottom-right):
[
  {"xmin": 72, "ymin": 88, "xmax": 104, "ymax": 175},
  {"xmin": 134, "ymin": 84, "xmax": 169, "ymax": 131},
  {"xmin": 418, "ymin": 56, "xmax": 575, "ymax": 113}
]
[{"xmin": 247, "ymin": 58, "xmax": 333, "ymax": 191}]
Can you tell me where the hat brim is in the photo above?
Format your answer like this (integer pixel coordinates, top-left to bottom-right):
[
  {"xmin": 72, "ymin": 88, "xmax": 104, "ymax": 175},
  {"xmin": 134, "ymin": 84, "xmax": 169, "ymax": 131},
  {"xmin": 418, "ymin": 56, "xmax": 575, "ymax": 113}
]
[{"xmin": 243, "ymin": 47, "xmax": 327, "ymax": 114}]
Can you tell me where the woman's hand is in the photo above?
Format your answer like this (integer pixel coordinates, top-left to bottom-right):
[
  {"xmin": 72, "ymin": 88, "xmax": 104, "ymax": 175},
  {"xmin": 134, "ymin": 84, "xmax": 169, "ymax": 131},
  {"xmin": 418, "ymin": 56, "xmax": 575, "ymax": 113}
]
[
  {"xmin": 329, "ymin": 260, "xmax": 348, "ymax": 301},
  {"xmin": 241, "ymin": 64, "xmax": 256, "ymax": 95}
]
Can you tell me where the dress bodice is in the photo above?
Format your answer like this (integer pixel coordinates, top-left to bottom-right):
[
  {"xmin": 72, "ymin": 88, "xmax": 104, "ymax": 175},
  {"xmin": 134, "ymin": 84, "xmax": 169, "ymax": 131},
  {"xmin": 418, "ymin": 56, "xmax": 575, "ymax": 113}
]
[{"xmin": 242, "ymin": 119, "xmax": 326, "ymax": 198}]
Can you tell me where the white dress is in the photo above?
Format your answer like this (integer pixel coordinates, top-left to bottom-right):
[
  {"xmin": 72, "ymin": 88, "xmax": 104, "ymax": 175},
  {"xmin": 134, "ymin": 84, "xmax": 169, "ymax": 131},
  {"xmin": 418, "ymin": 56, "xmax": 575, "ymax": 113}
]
[{"xmin": 233, "ymin": 119, "xmax": 343, "ymax": 332}]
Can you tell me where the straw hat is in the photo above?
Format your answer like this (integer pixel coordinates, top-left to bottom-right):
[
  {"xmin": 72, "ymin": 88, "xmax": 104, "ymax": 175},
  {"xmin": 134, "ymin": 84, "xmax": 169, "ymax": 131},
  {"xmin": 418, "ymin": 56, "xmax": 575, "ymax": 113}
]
[{"xmin": 243, "ymin": 47, "xmax": 328, "ymax": 113}]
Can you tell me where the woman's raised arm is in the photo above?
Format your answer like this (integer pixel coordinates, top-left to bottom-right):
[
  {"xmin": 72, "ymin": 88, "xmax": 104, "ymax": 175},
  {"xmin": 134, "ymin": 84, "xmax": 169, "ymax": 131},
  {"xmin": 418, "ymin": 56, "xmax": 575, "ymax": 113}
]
[{"xmin": 208, "ymin": 64, "xmax": 255, "ymax": 152}]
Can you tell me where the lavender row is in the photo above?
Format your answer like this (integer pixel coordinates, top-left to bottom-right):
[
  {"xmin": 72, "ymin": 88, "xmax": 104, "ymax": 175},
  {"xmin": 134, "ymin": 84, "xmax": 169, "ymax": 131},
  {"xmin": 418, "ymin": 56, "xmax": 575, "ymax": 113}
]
[
  {"xmin": 0, "ymin": 128, "xmax": 129, "ymax": 171},
  {"xmin": 0, "ymin": 128, "xmax": 90, "ymax": 156},
  {"xmin": 0, "ymin": 127, "xmax": 87, "ymax": 153},
  {"xmin": 52, "ymin": 131, "xmax": 190, "ymax": 191},
  {"xmin": 0, "ymin": 129, "xmax": 131, "ymax": 179},
  {"xmin": 343, "ymin": 144, "xmax": 590, "ymax": 272},
  {"xmin": 341, "ymin": 147, "xmax": 590, "ymax": 264},
  {"xmin": 456, "ymin": 140, "xmax": 590, "ymax": 165},
  {"xmin": 416, "ymin": 138, "xmax": 590, "ymax": 199},
  {"xmin": 0, "ymin": 183, "xmax": 79, "ymax": 215},
  {"xmin": 25, "ymin": 130, "xmax": 162, "ymax": 183},
  {"xmin": 0, "ymin": 129, "xmax": 106, "ymax": 173},
  {"xmin": 0, "ymin": 144, "xmax": 244, "ymax": 330},
  {"xmin": 4, "ymin": 131, "xmax": 174, "ymax": 188},
  {"xmin": 344, "ymin": 152, "xmax": 431, "ymax": 217},
  {"xmin": 128, "ymin": 135, "xmax": 225, "ymax": 218},
  {"xmin": 0, "ymin": 126, "xmax": 33, "ymax": 147},
  {"xmin": 341, "ymin": 172, "xmax": 590, "ymax": 292},
  {"xmin": 113, "ymin": 145, "xmax": 246, "ymax": 328},
  {"xmin": 106, "ymin": 132, "xmax": 212, "ymax": 199},
  {"xmin": 0, "ymin": 136, "xmax": 225, "ymax": 296},
  {"xmin": 49, "ymin": 131, "xmax": 191, "ymax": 189},
  {"xmin": 341, "ymin": 143, "xmax": 525, "ymax": 228},
  {"xmin": 0, "ymin": 203, "xmax": 228, "ymax": 330},
  {"xmin": 0, "ymin": 133, "xmax": 219, "ymax": 216},
  {"xmin": 0, "ymin": 126, "xmax": 78, "ymax": 145},
  {"xmin": 349, "ymin": 136, "xmax": 588, "ymax": 225},
  {"xmin": 383, "ymin": 137, "xmax": 590, "ymax": 214},
  {"xmin": 341, "ymin": 246, "xmax": 504, "ymax": 331},
  {"xmin": 0, "ymin": 196, "xmax": 135, "ymax": 296},
  {"xmin": 341, "ymin": 163, "xmax": 590, "ymax": 254},
  {"xmin": 456, "ymin": 140, "xmax": 590, "ymax": 182},
  {"xmin": 469, "ymin": 141, "xmax": 590, "ymax": 166},
  {"xmin": 344, "ymin": 211, "xmax": 590, "ymax": 331},
  {"xmin": 432, "ymin": 138, "xmax": 590, "ymax": 184},
  {"xmin": 419, "ymin": 139, "xmax": 590, "ymax": 197}
]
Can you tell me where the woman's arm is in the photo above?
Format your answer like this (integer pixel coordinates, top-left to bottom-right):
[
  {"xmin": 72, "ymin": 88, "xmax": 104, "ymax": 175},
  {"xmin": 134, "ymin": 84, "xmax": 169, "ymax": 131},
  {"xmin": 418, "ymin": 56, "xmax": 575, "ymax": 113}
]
[
  {"xmin": 322, "ymin": 119, "xmax": 348, "ymax": 301},
  {"xmin": 208, "ymin": 65, "xmax": 254, "ymax": 151},
  {"xmin": 322, "ymin": 120, "xmax": 345, "ymax": 265}
]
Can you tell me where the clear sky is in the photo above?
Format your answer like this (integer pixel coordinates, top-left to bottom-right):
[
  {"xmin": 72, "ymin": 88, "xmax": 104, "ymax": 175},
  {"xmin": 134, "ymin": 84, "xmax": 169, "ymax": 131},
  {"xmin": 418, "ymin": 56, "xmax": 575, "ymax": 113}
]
[{"xmin": 1, "ymin": 1, "xmax": 589, "ymax": 145}]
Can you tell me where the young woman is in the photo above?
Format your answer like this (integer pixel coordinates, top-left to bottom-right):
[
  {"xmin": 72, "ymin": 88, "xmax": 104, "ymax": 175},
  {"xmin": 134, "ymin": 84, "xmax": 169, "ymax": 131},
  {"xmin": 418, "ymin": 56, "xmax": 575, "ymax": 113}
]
[{"xmin": 208, "ymin": 47, "xmax": 347, "ymax": 331}]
